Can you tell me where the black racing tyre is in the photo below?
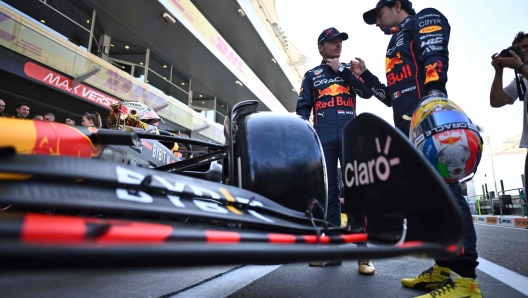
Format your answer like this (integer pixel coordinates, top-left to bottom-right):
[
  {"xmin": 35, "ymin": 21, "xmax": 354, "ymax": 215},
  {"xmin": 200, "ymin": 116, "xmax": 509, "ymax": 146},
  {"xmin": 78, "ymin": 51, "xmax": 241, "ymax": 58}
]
[{"xmin": 234, "ymin": 112, "xmax": 327, "ymax": 219}]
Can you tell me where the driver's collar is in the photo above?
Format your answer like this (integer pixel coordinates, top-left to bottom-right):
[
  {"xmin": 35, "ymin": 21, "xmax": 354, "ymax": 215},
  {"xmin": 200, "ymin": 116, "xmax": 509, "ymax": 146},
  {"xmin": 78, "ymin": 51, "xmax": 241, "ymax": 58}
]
[{"xmin": 383, "ymin": 15, "xmax": 412, "ymax": 35}]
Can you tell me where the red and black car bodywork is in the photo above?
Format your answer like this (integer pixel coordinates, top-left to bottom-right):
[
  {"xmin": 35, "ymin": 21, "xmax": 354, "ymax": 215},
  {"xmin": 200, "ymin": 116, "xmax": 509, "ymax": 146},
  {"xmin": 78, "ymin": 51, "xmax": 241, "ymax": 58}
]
[{"xmin": 0, "ymin": 100, "xmax": 463, "ymax": 268}]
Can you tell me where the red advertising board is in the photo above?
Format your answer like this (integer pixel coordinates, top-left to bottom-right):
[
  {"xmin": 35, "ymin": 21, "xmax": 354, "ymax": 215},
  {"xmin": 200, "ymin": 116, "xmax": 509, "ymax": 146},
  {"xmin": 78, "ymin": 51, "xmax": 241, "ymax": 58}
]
[{"xmin": 24, "ymin": 62, "xmax": 120, "ymax": 109}]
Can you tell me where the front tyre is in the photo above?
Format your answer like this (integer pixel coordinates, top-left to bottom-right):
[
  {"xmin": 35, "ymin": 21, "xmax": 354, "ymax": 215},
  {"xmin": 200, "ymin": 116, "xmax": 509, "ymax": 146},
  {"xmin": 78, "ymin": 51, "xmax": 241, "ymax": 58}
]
[{"xmin": 235, "ymin": 113, "xmax": 327, "ymax": 219}]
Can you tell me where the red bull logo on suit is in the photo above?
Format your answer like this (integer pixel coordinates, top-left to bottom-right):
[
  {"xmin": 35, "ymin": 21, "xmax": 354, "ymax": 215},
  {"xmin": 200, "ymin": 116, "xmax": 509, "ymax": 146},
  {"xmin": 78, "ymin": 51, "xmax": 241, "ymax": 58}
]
[
  {"xmin": 317, "ymin": 84, "xmax": 350, "ymax": 98},
  {"xmin": 315, "ymin": 96, "xmax": 354, "ymax": 112},
  {"xmin": 386, "ymin": 52, "xmax": 404, "ymax": 73}
]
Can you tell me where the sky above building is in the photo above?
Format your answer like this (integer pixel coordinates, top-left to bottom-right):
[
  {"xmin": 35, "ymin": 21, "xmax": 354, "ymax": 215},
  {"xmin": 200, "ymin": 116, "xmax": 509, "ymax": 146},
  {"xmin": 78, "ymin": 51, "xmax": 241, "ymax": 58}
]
[{"xmin": 277, "ymin": 0, "xmax": 527, "ymax": 194}]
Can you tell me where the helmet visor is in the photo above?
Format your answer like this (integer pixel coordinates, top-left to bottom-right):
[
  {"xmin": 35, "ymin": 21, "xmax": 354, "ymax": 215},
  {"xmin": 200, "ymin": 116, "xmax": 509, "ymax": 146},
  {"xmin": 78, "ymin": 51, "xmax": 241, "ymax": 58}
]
[{"xmin": 412, "ymin": 110, "xmax": 474, "ymax": 145}]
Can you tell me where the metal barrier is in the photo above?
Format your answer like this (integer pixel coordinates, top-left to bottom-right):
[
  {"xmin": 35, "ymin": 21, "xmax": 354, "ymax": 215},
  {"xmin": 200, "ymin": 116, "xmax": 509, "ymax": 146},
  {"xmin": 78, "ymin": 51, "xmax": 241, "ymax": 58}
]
[
  {"xmin": 498, "ymin": 188, "xmax": 526, "ymax": 217},
  {"xmin": 478, "ymin": 199, "xmax": 493, "ymax": 215},
  {"xmin": 466, "ymin": 195, "xmax": 488, "ymax": 215},
  {"xmin": 469, "ymin": 189, "xmax": 527, "ymax": 217}
]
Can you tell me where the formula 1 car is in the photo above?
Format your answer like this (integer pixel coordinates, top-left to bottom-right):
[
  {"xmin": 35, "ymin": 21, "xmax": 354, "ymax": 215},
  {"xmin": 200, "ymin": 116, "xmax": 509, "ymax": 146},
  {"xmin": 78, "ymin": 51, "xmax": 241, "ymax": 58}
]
[{"xmin": 0, "ymin": 100, "xmax": 463, "ymax": 268}]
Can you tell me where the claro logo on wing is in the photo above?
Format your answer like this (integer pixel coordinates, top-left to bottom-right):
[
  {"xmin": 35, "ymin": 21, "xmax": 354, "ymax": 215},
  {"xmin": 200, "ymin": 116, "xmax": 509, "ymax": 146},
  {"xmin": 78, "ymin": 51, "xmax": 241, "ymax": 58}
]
[{"xmin": 345, "ymin": 136, "xmax": 400, "ymax": 187}]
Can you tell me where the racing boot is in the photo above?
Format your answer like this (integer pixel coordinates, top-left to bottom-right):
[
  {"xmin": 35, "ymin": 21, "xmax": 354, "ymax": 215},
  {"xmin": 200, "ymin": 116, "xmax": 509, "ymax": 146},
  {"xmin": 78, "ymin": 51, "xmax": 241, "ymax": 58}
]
[
  {"xmin": 401, "ymin": 263, "xmax": 451, "ymax": 290},
  {"xmin": 308, "ymin": 260, "xmax": 342, "ymax": 267},
  {"xmin": 415, "ymin": 276, "xmax": 482, "ymax": 298},
  {"xmin": 358, "ymin": 260, "xmax": 375, "ymax": 275}
]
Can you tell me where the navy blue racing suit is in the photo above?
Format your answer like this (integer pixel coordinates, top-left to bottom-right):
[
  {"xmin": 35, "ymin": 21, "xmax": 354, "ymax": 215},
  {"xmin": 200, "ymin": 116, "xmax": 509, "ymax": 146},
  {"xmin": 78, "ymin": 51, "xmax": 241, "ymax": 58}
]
[
  {"xmin": 357, "ymin": 8, "xmax": 478, "ymax": 278},
  {"xmin": 360, "ymin": 8, "xmax": 450, "ymax": 136},
  {"xmin": 297, "ymin": 62, "xmax": 372, "ymax": 227}
]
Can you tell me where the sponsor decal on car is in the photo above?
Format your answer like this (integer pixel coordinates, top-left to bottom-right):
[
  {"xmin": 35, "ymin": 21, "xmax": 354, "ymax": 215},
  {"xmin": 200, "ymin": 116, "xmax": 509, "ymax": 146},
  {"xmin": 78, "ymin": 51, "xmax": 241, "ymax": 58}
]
[
  {"xmin": 114, "ymin": 166, "xmax": 275, "ymax": 222},
  {"xmin": 17, "ymin": 119, "xmax": 102, "ymax": 158},
  {"xmin": 344, "ymin": 136, "xmax": 400, "ymax": 187}
]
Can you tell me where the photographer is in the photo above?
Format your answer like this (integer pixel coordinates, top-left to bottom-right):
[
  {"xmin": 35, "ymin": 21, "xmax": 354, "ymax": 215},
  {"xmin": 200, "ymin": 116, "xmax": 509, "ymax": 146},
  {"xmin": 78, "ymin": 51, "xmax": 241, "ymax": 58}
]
[{"xmin": 490, "ymin": 31, "xmax": 528, "ymax": 188}]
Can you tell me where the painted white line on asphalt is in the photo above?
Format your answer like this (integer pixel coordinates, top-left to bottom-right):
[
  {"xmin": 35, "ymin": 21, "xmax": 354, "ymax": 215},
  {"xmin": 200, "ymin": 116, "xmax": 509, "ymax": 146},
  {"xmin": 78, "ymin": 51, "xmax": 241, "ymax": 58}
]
[
  {"xmin": 474, "ymin": 223, "xmax": 528, "ymax": 231},
  {"xmin": 478, "ymin": 257, "xmax": 528, "ymax": 295},
  {"xmin": 171, "ymin": 264, "xmax": 281, "ymax": 298}
]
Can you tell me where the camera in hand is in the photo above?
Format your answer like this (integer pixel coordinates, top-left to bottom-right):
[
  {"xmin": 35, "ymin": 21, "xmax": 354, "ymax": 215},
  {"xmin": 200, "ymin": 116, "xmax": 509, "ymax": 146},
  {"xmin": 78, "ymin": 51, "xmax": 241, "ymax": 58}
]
[
  {"xmin": 499, "ymin": 45, "xmax": 523, "ymax": 58},
  {"xmin": 501, "ymin": 44, "xmax": 528, "ymax": 104}
]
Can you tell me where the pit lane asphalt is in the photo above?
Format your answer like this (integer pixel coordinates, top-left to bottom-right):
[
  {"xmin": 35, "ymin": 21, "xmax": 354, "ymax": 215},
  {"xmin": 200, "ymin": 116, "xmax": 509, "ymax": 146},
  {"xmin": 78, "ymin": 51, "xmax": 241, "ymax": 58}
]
[
  {"xmin": 474, "ymin": 223, "xmax": 528, "ymax": 277},
  {"xmin": 0, "ymin": 224, "xmax": 526, "ymax": 297},
  {"xmin": 228, "ymin": 259, "xmax": 526, "ymax": 298},
  {"xmin": 229, "ymin": 224, "xmax": 528, "ymax": 298}
]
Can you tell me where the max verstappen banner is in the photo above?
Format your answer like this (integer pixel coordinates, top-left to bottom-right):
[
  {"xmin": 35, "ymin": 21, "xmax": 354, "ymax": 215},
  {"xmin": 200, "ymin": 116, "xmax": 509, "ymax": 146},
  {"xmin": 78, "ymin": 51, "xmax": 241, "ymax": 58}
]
[{"xmin": 24, "ymin": 62, "xmax": 120, "ymax": 109}]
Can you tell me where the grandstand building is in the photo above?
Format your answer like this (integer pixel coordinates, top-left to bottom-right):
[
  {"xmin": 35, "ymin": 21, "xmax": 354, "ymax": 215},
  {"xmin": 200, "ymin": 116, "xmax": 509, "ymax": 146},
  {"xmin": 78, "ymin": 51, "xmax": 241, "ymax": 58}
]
[{"xmin": 0, "ymin": 0, "xmax": 305, "ymax": 143}]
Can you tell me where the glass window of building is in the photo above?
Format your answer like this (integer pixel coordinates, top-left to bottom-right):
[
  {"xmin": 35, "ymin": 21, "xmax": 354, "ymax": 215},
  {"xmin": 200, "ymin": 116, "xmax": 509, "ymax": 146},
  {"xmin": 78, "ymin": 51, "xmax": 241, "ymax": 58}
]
[
  {"xmin": 145, "ymin": 51, "xmax": 189, "ymax": 105},
  {"xmin": 193, "ymin": 95, "xmax": 214, "ymax": 122},
  {"xmin": 108, "ymin": 39, "xmax": 147, "ymax": 72},
  {"xmin": 215, "ymin": 99, "xmax": 228, "ymax": 126}
]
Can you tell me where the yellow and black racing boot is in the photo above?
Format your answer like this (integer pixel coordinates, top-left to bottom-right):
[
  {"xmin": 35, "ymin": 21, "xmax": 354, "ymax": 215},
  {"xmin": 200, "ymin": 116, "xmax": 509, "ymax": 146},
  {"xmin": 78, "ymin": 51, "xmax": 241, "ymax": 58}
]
[
  {"xmin": 415, "ymin": 275, "xmax": 482, "ymax": 298},
  {"xmin": 401, "ymin": 263, "xmax": 451, "ymax": 290}
]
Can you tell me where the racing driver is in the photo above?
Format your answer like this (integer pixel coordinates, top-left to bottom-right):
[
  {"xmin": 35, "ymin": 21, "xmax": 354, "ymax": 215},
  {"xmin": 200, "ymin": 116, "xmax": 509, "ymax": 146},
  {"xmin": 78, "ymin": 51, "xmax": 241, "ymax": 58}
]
[
  {"xmin": 351, "ymin": 1, "xmax": 482, "ymax": 297},
  {"xmin": 296, "ymin": 27, "xmax": 374, "ymax": 274}
]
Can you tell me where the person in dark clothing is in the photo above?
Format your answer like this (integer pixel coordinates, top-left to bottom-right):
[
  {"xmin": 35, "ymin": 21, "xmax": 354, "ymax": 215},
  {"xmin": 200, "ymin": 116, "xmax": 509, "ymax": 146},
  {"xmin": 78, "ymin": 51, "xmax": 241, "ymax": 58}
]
[
  {"xmin": 14, "ymin": 103, "xmax": 30, "ymax": 119},
  {"xmin": 297, "ymin": 27, "xmax": 375, "ymax": 274},
  {"xmin": 65, "ymin": 116, "xmax": 76, "ymax": 126},
  {"xmin": 351, "ymin": 1, "xmax": 482, "ymax": 297}
]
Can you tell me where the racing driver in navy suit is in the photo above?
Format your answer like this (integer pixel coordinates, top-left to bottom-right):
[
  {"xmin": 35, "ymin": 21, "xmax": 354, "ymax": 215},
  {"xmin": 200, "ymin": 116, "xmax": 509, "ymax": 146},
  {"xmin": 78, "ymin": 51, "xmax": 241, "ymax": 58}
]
[
  {"xmin": 351, "ymin": 1, "xmax": 482, "ymax": 297},
  {"xmin": 296, "ymin": 27, "xmax": 374, "ymax": 274}
]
